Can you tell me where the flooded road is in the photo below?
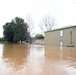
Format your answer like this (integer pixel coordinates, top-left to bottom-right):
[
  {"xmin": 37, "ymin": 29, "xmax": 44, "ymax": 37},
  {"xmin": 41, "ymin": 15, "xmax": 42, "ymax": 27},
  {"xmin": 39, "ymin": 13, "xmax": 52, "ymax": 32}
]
[{"xmin": 0, "ymin": 44, "xmax": 76, "ymax": 75}]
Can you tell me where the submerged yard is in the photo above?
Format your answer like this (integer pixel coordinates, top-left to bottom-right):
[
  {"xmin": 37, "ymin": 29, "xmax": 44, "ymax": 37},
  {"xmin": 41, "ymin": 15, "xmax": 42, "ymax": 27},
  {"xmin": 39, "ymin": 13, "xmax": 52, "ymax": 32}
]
[{"xmin": 0, "ymin": 44, "xmax": 76, "ymax": 75}]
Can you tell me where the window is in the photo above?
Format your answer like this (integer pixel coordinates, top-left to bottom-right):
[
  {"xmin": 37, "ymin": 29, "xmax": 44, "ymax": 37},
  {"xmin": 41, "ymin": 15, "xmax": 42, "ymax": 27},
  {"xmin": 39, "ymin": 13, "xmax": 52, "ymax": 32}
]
[
  {"xmin": 60, "ymin": 30, "xmax": 63, "ymax": 37},
  {"xmin": 60, "ymin": 41, "xmax": 63, "ymax": 46}
]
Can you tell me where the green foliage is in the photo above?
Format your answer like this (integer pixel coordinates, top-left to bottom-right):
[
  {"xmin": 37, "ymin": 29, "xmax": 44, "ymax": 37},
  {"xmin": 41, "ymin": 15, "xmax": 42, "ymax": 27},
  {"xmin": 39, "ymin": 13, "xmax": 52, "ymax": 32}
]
[
  {"xmin": 3, "ymin": 22, "xmax": 14, "ymax": 43},
  {"xmin": 0, "ymin": 37, "xmax": 5, "ymax": 42},
  {"xmin": 3, "ymin": 17, "xmax": 30, "ymax": 43},
  {"xmin": 35, "ymin": 34, "xmax": 44, "ymax": 39},
  {"xmin": 0, "ymin": 38, "xmax": 2, "ymax": 41}
]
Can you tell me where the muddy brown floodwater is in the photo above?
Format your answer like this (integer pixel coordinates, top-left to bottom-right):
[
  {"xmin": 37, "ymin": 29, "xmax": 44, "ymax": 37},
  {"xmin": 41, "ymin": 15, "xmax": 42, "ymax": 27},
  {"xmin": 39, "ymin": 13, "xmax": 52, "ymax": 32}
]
[{"xmin": 0, "ymin": 44, "xmax": 76, "ymax": 75}]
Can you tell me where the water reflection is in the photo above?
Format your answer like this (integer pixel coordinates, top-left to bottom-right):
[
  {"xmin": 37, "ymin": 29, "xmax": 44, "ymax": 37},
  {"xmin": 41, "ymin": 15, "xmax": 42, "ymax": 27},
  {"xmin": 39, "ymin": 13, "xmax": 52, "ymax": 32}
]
[
  {"xmin": 28, "ymin": 44, "xmax": 44, "ymax": 59},
  {"xmin": 45, "ymin": 46, "xmax": 61, "ymax": 61},
  {"xmin": 3, "ymin": 44, "xmax": 28, "ymax": 71},
  {"xmin": 45, "ymin": 46, "xmax": 76, "ymax": 63},
  {"xmin": 25, "ymin": 44, "xmax": 45, "ymax": 75},
  {"xmin": 0, "ymin": 44, "xmax": 45, "ymax": 75},
  {"xmin": 0, "ymin": 44, "xmax": 76, "ymax": 75},
  {"xmin": 0, "ymin": 44, "xmax": 3, "ymax": 57},
  {"xmin": 45, "ymin": 46, "xmax": 76, "ymax": 75}
]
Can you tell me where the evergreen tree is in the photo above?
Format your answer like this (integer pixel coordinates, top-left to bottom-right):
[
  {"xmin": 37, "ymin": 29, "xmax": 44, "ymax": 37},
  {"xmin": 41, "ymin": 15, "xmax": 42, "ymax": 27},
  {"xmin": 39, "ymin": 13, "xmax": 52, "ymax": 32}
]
[{"xmin": 3, "ymin": 17, "xmax": 30, "ymax": 43}]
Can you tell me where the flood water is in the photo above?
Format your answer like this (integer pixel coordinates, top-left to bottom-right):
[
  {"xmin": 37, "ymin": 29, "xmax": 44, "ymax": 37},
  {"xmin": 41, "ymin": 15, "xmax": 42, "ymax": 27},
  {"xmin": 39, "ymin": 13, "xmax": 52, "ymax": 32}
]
[{"xmin": 0, "ymin": 44, "xmax": 76, "ymax": 75}]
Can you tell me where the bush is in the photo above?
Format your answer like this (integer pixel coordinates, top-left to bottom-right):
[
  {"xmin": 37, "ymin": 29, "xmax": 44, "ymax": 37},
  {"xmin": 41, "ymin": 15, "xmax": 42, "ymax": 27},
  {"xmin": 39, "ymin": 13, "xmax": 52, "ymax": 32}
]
[{"xmin": 35, "ymin": 34, "xmax": 44, "ymax": 39}]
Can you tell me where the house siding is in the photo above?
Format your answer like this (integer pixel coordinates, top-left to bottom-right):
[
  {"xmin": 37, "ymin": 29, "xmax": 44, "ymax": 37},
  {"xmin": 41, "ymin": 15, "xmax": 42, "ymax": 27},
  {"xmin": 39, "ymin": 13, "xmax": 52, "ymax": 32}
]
[
  {"xmin": 63, "ymin": 28, "xmax": 73, "ymax": 46},
  {"xmin": 45, "ymin": 31, "xmax": 60, "ymax": 46},
  {"xmin": 45, "ymin": 26, "xmax": 76, "ymax": 46},
  {"xmin": 72, "ymin": 27, "xmax": 76, "ymax": 46}
]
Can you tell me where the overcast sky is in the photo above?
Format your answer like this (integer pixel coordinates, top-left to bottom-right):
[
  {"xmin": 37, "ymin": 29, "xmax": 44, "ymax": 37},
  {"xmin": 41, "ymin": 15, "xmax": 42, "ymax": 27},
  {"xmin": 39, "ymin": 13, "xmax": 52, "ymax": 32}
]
[{"xmin": 0, "ymin": 0, "xmax": 76, "ymax": 37}]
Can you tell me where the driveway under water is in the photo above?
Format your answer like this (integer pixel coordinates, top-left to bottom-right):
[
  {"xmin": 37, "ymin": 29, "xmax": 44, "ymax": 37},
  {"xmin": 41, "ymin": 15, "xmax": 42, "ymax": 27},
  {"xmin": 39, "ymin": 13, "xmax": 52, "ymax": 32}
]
[{"xmin": 0, "ymin": 44, "xmax": 76, "ymax": 75}]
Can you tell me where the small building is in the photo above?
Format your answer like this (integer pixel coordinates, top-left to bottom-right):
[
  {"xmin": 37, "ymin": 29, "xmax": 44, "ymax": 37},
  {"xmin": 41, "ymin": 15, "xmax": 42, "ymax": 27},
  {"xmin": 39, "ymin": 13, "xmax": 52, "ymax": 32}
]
[
  {"xmin": 45, "ymin": 25, "xmax": 76, "ymax": 47},
  {"xmin": 35, "ymin": 39, "xmax": 44, "ymax": 44},
  {"xmin": 31, "ymin": 38, "xmax": 44, "ymax": 44}
]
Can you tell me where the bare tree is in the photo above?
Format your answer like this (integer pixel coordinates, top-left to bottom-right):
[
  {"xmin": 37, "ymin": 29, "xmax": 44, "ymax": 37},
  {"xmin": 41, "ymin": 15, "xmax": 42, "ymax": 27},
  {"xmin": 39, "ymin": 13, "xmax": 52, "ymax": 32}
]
[
  {"xmin": 26, "ymin": 14, "xmax": 35, "ymax": 44},
  {"xmin": 42, "ymin": 15, "xmax": 56, "ymax": 31},
  {"xmin": 39, "ymin": 23, "xmax": 45, "ymax": 34},
  {"xmin": 26, "ymin": 14, "xmax": 34, "ymax": 36}
]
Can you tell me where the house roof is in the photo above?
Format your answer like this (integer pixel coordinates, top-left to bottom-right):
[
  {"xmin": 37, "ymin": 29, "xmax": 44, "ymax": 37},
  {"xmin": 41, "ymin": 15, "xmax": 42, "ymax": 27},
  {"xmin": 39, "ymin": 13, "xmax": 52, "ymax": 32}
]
[{"xmin": 45, "ymin": 25, "xmax": 76, "ymax": 33}]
